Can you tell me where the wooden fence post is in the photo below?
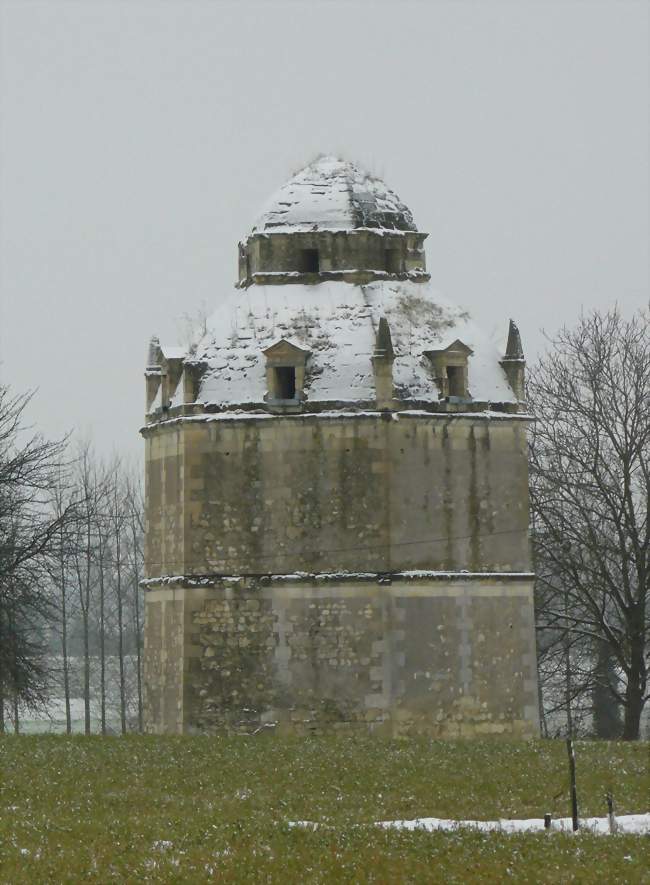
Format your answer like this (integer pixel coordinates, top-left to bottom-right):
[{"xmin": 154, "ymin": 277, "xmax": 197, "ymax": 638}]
[
  {"xmin": 606, "ymin": 793, "xmax": 617, "ymax": 834},
  {"xmin": 566, "ymin": 738, "xmax": 579, "ymax": 832}
]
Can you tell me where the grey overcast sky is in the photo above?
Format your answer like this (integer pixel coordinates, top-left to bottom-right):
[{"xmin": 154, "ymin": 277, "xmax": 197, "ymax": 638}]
[{"xmin": 0, "ymin": 0, "xmax": 648, "ymax": 456}]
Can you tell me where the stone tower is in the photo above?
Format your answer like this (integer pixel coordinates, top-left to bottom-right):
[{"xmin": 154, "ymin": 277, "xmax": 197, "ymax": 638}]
[{"xmin": 142, "ymin": 157, "xmax": 539, "ymax": 737}]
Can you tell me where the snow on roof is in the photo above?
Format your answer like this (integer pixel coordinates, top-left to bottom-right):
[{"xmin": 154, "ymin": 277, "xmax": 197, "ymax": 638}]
[
  {"xmin": 192, "ymin": 279, "xmax": 516, "ymax": 407},
  {"xmin": 250, "ymin": 156, "xmax": 418, "ymax": 235},
  {"xmin": 160, "ymin": 344, "xmax": 186, "ymax": 361}
]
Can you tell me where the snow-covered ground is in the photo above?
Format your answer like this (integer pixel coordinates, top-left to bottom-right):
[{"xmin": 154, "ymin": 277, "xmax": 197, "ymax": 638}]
[
  {"xmin": 16, "ymin": 697, "xmax": 107, "ymax": 734},
  {"xmin": 290, "ymin": 813, "xmax": 650, "ymax": 836},
  {"xmin": 14, "ymin": 655, "xmax": 141, "ymax": 734},
  {"xmin": 376, "ymin": 813, "xmax": 650, "ymax": 835}
]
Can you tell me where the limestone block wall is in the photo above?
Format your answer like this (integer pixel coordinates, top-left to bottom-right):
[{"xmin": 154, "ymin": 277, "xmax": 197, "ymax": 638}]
[
  {"xmin": 144, "ymin": 413, "xmax": 532, "ymax": 579},
  {"xmin": 243, "ymin": 231, "xmax": 427, "ymax": 280},
  {"xmin": 143, "ymin": 576, "xmax": 539, "ymax": 737},
  {"xmin": 144, "ymin": 427, "xmax": 185, "ymax": 578},
  {"xmin": 143, "ymin": 589, "xmax": 185, "ymax": 733}
]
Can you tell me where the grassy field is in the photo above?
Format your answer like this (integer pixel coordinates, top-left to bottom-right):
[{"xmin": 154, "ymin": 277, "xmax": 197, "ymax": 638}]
[{"xmin": 0, "ymin": 736, "xmax": 648, "ymax": 883}]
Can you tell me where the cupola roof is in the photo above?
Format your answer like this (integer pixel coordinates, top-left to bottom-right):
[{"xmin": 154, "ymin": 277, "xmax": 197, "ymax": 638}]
[
  {"xmin": 250, "ymin": 156, "xmax": 418, "ymax": 235},
  {"xmin": 188, "ymin": 280, "xmax": 518, "ymax": 408},
  {"xmin": 146, "ymin": 159, "xmax": 524, "ymax": 417}
]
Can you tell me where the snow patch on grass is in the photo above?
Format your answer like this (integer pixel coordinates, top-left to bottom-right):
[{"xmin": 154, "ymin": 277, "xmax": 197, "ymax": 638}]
[{"xmin": 290, "ymin": 812, "xmax": 650, "ymax": 836}]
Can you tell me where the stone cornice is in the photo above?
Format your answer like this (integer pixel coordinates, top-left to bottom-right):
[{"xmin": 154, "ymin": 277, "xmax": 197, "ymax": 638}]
[
  {"xmin": 142, "ymin": 403, "xmax": 532, "ymax": 434},
  {"xmin": 141, "ymin": 570, "xmax": 536, "ymax": 590},
  {"xmin": 237, "ymin": 268, "xmax": 430, "ymax": 288}
]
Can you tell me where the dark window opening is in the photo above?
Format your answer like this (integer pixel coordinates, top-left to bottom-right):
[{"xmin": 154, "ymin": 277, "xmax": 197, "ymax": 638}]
[
  {"xmin": 446, "ymin": 365, "xmax": 465, "ymax": 398},
  {"xmin": 384, "ymin": 249, "xmax": 401, "ymax": 273},
  {"xmin": 275, "ymin": 366, "xmax": 296, "ymax": 399},
  {"xmin": 299, "ymin": 249, "xmax": 320, "ymax": 273}
]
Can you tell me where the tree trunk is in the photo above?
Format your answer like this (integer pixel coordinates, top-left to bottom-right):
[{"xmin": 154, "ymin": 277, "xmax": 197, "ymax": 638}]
[
  {"xmin": 98, "ymin": 528, "xmax": 106, "ymax": 736},
  {"xmin": 128, "ymin": 508, "xmax": 144, "ymax": 733},
  {"xmin": 83, "ymin": 503, "xmax": 93, "ymax": 737},
  {"xmin": 0, "ymin": 605, "xmax": 4, "ymax": 734},
  {"xmin": 8, "ymin": 603, "xmax": 19, "ymax": 734},
  {"xmin": 563, "ymin": 601, "xmax": 574, "ymax": 737},
  {"xmin": 622, "ymin": 683, "xmax": 644, "ymax": 740},
  {"xmin": 622, "ymin": 658, "xmax": 645, "ymax": 740},
  {"xmin": 622, "ymin": 617, "xmax": 646, "ymax": 741},
  {"xmin": 60, "ymin": 530, "xmax": 71, "ymax": 735},
  {"xmin": 592, "ymin": 639, "xmax": 621, "ymax": 739},
  {"xmin": 116, "ymin": 524, "xmax": 126, "ymax": 735},
  {"xmin": 11, "ymin": 613, "xmax": 18, "ymax": 734},
  {"xmin": 82, "ymin": 607, "xmax": 91, "ymax": 735},
  {"xmin": 12, "ymin": 691, "xmax": 19, "ymax": 735},
  {"xmin": 133, "ymin": 575, "xmax": 143, "ymax": 733}
]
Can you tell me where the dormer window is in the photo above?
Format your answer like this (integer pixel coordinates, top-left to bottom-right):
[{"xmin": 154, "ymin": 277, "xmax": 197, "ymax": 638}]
[
  {"xmin": 424, "ymin": 340, "xmax": 473, "ymax": 401},
  {"xmin": 145, "ymin": 337, "xmax": 187, "ymax": 415},
  {"xmin": 446, "ymin": 365, "xmax": 465, "ymax": 398},
  {"xmin": 274, "ymin": 366, "xmax": 296, "ymax": 399},
  {"xmin": 262, "ymin": 339, "xmax": 310, "ymax": 405},
  {"xmin": 299, "ymin": 248, "xmax": 319, "ymax": 273}
]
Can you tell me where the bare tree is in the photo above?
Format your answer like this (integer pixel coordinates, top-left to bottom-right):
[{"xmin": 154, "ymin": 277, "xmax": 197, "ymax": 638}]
[
  {"xmin": 0, "ymin": 385, "xmax": 73, "ymax": 731},
  {"xmin": 106, "ymin": 458, "xmax": 129, "ymax": 734},
  {"xmin": 530, "ymin": 307, "xmax": 650, "ymax": 740},
  {"xmin": 125, "ymin": 469, "xmax": 145, "ymax": 731},
  {"xmin": 69, "ymin": 441, "xmax": 113, "ymax": 735},
  {"xmin": 0, "ymin": 394, "xmax": 147, "ymax": 735},
  {"xmin": 176, "ymin": 299, "xmax": 210, "ymax": 354},
  {"xmin": 44, "ymin": 473, "xmax": 80, "ymax": 734}
]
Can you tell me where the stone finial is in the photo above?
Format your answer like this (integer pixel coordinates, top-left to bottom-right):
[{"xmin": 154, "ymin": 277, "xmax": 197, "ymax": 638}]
[
  {"xmin": 504, "ymin": 320, "xmax": 524, "ymax": 361},
  {"xmin": 500, "ymin": 320, "xmax": 525, "ymax": 401},
  {"xmin": 145, "ymin": 336, "xmax": 162, "ymax": 417},
  {"xmin": 372, "ymin": 317, "xmax": 395, "ymax": 408},
  {"xmin": 374, "ymin": 316, "xmax": 395, "ymax": 361},
  {"xmin": 147, "ymin": 335, "xmax": 161, "ymax": 369}
]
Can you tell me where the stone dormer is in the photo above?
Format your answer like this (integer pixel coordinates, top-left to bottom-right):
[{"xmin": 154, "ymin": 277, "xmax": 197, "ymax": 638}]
[
  {"xmin": 262, "ymin": 338, "xmax": 310, "ymax": 405},
  {"xmin": 145, "ymin": 338, "xmax": 191, "ymax": 415},
  {"xmin": 424, "ymin": 339, "xmax": 473, "ymax": 401}
]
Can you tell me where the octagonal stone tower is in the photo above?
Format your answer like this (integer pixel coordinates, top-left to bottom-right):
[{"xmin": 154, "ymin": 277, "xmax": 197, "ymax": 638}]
[{"xmin": 142, "ymin": 157, "xmax": 539, "ymax": 737}]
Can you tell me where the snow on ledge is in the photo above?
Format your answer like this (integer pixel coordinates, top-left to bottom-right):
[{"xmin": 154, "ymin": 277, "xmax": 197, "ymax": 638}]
[
  {"xmin": 142, "ymin": 408, "xmax": 533, "ymax": 433},
  {"xmin": 141, "ymin": 571, "xmax": 535, "ymax": 589}
]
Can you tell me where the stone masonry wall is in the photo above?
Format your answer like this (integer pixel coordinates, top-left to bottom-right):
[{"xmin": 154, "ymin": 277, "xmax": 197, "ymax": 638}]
[
  {"xmin": 144, "ymin": 577, "xmax": 539, "ymax": 738},
  {"xmin": 143, "ymin": 590, "xmax": 185, "ymax": 733},
  {"xmin": 144, "ymin": 413, "xmax": 531, "ymax": 579},
  {"xmin": 243, "ymin": 230, "xmax": 427, "ymax": 281}
]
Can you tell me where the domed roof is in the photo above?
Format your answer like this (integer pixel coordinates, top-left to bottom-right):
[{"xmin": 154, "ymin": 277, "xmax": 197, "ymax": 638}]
[
  {"xmin": 250, "ymin": 156, "xmax": 418, "ymax": 235},
  {"xmin": 149, "ymin": 160, "xmax": 520, "ymax": 417},
  {"xmin": 187, "ymin": 280, "xmax": 517, "ymax": 408}
]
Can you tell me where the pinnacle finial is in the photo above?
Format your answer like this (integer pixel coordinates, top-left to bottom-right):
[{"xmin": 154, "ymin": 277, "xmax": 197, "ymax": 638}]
[
  {"xmin": 504, "ymin": 320, "xmax": 524, "ymax": 361},
  {"xmin": 147, "ymin": 335, "xmax": 161, "ymax": 368},
  {"xmin": 374, "ymin": 317, "xmax": 394, "ymax": 361}
]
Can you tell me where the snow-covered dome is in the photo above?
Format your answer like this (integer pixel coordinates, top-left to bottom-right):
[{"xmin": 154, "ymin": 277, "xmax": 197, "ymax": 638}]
[
  {"xmin": 148, "ymin": 158, "xmax": 523, "ymax": 417},
  {"xmin": 250, "ymin": 156, "xmax": 418, "ymax": 234},
  {"xmin": 186, "ymin": 280, "xmax": 517, "ymax": 408}
]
